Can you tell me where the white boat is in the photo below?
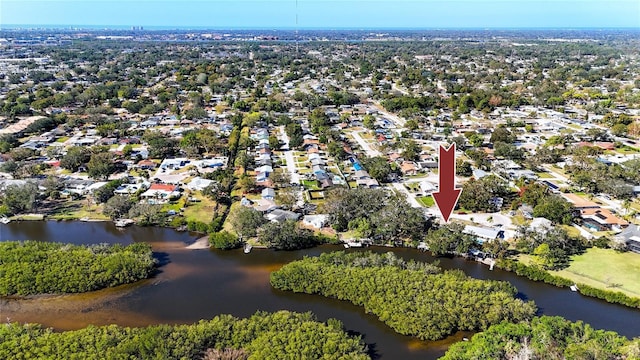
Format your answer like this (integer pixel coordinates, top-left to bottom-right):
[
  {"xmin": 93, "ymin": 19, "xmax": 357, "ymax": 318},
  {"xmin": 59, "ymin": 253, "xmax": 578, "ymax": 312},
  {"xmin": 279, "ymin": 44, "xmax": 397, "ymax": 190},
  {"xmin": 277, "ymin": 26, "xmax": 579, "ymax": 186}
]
[
  {"xmin": 80, "ymin": 217, "xmax": 90, "ymax": 222},
  {"xmin": 346, "ymin": 241, "xmax": 363, "ymax": 248},
  {"xmin": 243, "ymin": 243, "xmax": 252, "ymax": 254},
  {"xmin": 0, "ymin": 217, "xmax": 10, "ymax": 224},
  {"xmin": 570, "ymin": 284, "xmax": 579, "ymax": 292},
  {"xmin": 114, "ymin": 219, "xmax": 134, "ymax": 227}
]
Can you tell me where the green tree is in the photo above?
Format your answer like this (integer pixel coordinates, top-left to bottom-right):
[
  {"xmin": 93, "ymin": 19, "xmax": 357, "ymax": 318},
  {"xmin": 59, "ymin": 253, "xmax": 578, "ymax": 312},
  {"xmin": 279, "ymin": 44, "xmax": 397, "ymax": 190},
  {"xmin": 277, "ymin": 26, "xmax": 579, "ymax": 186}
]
[
  {"xmin": 1, "ymin": 182, "xmax": 38, "ymax": 215},
  {"xmin": 179, "ymin": 130, "xmax": 201, "ymax": 157},
  {"xmin": 443, "ymin": 316, "xmax": 635, "ymax": 360},
  {"xmin": 209, "ymin": 231, "xmax": 242, "ymax": 250},
  {"xmin": 93, "ymin": 179, "xmax": 124, "ymax": 204},
  {"xmin": 456, "ymin": 159, "xmax": 473, "ymax": 177},
  {"xmin": 457, "ymin": 175, "xmax": 509, "ymax": 212},
  {"xmin": 42, "ymin": 176, "xmax": 64, "ymax": 200},
  {"xmin": 103, "ymin": 195, "xmax": 133, "ymax": 220},
  {"xmin": 0, "ymin": 134, "xmax": 19, "ymax": 153},
  {"xmin": 327, "ymin": 142, "xmax": 348, "ymax": 161},
  {"xmin": 405, "ymin": 119, "xmax": 419, "ymax": 131},
  {"xmin": 8, "ymin": 148, "xmax": 36, "ymax": 161},
  {"xmin": 128, "ymin": 203, "xmax": 166, "ymax": 226},
  {"xmin": 196, "ymin": 128, "xmax": 220, "ymax": 155},
  {"xmin": 0, "ymin": 242, "xmax": 155, "ymax": 296},
  {"xmin": 143, "ymin": 131, "xmax": 178, "ymax": 159},
  {"xmin": 490, "ymin": 127, "xmax": 516, "ymax": 144},
  {"xmin": 611, "ymin": 123, "xmax": 628, "ymax": 136},
  {"xmin": 494, "ymin": 141, "xmax": 525, "ymax": 160},
  {"xmin": 228, "ymin": 206, "xmax": 265, "ymax": 238},
  {"xmin": 533, "ymin": 243, "xmax": 555, "ymax": 269},
  {"xmin": 60, "ymin": 146, "xmax": 91, "ymax": 172},
  {"xmin": 271, "ymin": 251, "xmax": 536, "ymax": 341},
  {"xmin": 285, "ymin": 123, "xmax": 304, "ymax": 149},
  {"xmin": 363, "ymin": 115, "xmax": 376, "ymax": 129},
  {"xmin": 532, "ymin": 195, "xmax": 573, "ymax": 224},
  {"xmin": 424, "ymin": 223, "xmax": 477, "ymax": 256},
  {"xmin": 259, "ymin": 220, "xmax": 316, "ymax": 250},
  {"xmin": 268, "ymin": 135, "xmax": 280, "ymax": 150},
  {"xmin": 401, "ymin": 139, "xmax": 421, "ymax": 161},
  {"xmin": 467, "ymin": 133, "xmax": 484, "ymax": 148},
  {"xmin": 360, "ymin": 156, "xmax": 392, "ymax": 183},
  {"xmin": 87, "ymin": 151, "xmax": 116, "ymax": 180}
]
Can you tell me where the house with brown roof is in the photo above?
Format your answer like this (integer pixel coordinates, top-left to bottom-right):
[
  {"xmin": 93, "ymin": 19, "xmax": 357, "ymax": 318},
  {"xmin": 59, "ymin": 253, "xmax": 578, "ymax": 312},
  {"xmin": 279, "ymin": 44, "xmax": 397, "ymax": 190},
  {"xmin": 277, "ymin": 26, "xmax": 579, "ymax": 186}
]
[
  {"xmin": 561, "ymin": 193, "xmax": 600, "ymax": 209},
  {"xmin": 388, "ymin": 152, "xmax": 403, "ymax": 163},
  {"xmin": 594, "ymin": 142, "xmax": 616, "ymax": 151},
  {"xmin": 400, "ymin": 161, "xmax": 418, "ymax": 176},
  {"xmin": 137, "ymin": 159, "xmax": 157, "ymax": 170},
  {"xmin": 561, "ymin": 193, "xmax": 628, "ymax": 231},
  {"xmin": 580, "ymin": 208, "xmax": 629, "ymax": 231}
]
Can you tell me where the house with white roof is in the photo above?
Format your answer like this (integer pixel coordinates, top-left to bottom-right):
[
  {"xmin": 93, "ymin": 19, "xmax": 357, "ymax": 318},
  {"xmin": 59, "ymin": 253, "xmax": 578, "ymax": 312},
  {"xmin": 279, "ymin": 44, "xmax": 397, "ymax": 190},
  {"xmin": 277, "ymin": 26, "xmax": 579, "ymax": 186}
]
[
  {"xmin": 303, "ymin": 214, "xmax": 329, "ymax": 229},
  {"xmin": 186, "ymin": 177, "xmax": 214, "ymax": 191},
  {"xmin": 463, "ymin": 225, "xmax": 504, "ymax": 243}
]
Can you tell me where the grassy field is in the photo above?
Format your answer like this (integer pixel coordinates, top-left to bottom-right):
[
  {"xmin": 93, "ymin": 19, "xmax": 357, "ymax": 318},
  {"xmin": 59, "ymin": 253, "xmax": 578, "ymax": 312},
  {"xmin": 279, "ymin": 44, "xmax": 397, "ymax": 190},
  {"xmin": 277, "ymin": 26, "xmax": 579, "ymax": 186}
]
[
  {"xmin": 47, "ymin": 201, "xmax": 110, "ymax": 221},
  {"xmin": 183, "ymin": 196, "xmax": 218, "ymax": 223},
  {"xmin": 559, "ymin": 224, "xmax": 582, "ymax": 238},
  {"xmin": 221, "ymin": 202, "xmax": 241, "ymax": 235},
  {"xmin": 614, "ymin": 146, "xmax": 640, "ymax": 155},
  {"xmin": 551, "ymin": 248, "xmax": 640, "ymax": 298},
  {"xmin": 417, "ymin": 196, "xmax": 435, "ymax": 207},
  {"xmin": 536, "ymin": 172, "xmax": 553, "ymax": 179}
]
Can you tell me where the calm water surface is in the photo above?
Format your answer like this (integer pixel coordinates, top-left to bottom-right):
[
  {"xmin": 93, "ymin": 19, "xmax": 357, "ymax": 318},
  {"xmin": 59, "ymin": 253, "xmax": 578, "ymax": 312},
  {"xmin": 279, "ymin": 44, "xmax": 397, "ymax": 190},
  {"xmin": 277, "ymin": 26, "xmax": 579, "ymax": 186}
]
[{"xmin": 1, "ymin": 221, "xmax": 639, "ymax": 359}]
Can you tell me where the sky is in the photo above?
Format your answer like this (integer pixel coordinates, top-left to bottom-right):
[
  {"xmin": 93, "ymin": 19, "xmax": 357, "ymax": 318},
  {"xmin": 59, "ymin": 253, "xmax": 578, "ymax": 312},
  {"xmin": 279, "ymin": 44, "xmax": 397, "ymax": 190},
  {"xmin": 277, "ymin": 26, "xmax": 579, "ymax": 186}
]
[{"xmin": 1, "ymin": 0, "xmax": 639, "ymax": 29}]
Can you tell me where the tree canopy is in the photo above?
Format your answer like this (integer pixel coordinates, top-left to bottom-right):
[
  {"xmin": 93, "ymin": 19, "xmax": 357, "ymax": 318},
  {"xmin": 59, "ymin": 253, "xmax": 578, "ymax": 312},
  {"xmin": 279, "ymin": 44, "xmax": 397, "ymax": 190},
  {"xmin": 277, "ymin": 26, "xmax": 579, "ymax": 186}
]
[
  {"xmin": 320, "ymin": 188, "xmax": 430, "ymax": 243},
  {"xmin": 442, "ymin": 316, "xmax": 640, "ymax": 360},
  {"xmin": 271, "ymin": 251, "xmax": 536, "ymax": 341},
  {"xmin": 0, "ymin": 241, "xmax": 156, "ymax": 296},
  {"xmin": 0, "ymin": 182, "xmax": 39, "ymax": 215},
  {"xmin": 0, "ymin": 311, "xmax": 369, "ymax": 360}
]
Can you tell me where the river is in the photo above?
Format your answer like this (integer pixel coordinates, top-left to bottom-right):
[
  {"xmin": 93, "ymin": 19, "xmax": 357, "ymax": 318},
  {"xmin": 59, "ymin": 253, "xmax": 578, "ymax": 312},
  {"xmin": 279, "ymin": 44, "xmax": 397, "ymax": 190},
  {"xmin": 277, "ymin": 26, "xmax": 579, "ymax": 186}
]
[{"xmin": 1, "ymin": 221, "xmax": 639, "ymax": 359}]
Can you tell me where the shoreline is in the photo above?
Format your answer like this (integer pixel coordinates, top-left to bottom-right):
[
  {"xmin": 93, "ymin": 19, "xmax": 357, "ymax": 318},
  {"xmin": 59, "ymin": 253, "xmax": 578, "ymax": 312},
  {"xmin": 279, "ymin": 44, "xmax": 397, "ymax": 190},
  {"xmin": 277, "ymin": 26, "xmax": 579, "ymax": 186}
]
[
  {"xmin": 186, "ymin": 236, "xmax": 210, "ymax": 250},
  {"xmin": 5, "ymin": 219, "xmax": 639, "ymax": 309}
]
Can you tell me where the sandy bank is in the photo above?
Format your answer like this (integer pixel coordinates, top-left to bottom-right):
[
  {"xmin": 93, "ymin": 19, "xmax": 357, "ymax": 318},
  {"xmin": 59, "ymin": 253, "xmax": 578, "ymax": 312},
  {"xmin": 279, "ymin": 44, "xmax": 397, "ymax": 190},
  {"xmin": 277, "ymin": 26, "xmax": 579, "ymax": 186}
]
[{"xmin": 186, "ymin": 236, "xmax": 210, "ymax": 250}]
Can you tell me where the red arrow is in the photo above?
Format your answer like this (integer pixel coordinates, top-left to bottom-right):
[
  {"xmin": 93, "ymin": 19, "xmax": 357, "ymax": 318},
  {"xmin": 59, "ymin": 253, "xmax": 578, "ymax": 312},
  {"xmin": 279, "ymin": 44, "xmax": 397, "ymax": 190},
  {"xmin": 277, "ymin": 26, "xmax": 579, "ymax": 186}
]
[{"xmin": 432, "ymin": 143, "xmax": 462, "ymax": 223}]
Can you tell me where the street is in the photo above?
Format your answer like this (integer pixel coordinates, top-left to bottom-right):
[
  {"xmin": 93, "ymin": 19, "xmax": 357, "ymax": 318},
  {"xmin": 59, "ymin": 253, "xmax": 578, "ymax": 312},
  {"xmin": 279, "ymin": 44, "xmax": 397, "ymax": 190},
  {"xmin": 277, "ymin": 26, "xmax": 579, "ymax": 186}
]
[{"xmin": 278, "ymin": 126, "xmax": 300, "ymax": 184}]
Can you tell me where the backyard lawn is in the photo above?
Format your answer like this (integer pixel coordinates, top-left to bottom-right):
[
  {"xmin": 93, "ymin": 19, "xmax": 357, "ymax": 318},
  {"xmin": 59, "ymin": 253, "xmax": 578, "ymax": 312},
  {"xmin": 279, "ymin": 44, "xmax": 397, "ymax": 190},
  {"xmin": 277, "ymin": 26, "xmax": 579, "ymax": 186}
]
[
  {"xmin": 48, "ymin": 202, "xmax": 110, "ymax": 221},
  {"xmin": 551, "ymin": 248, "xmax": 640, "ymax": 298},
  {"xmin": 302, "ymin": 180, "xmax": 320, "ymax": 190},
  {"xmin": 183, "ymin": 196, "xmax": 218, "ymax": 223}
]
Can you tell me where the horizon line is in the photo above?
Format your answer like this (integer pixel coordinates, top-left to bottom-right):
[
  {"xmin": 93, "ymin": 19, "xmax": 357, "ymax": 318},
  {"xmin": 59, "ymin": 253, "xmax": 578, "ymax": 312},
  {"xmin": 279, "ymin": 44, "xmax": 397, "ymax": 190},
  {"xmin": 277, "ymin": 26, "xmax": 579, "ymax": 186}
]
[{"xmin": 2, "ymin": 24, "xmax": 640, "ymax": 31}]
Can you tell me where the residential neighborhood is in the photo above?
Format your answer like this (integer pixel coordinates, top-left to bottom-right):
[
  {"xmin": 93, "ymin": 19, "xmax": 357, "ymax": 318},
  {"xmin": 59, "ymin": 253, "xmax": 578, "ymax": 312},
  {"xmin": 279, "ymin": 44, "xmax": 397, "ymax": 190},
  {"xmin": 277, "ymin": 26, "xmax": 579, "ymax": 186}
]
[
  {"xmin": 1, "ymin": 28, "xmax": 640, "ymax": 289},
  {"xmin": 1, "ymin": 0, "xmax": 640, "ymax": 354}
]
